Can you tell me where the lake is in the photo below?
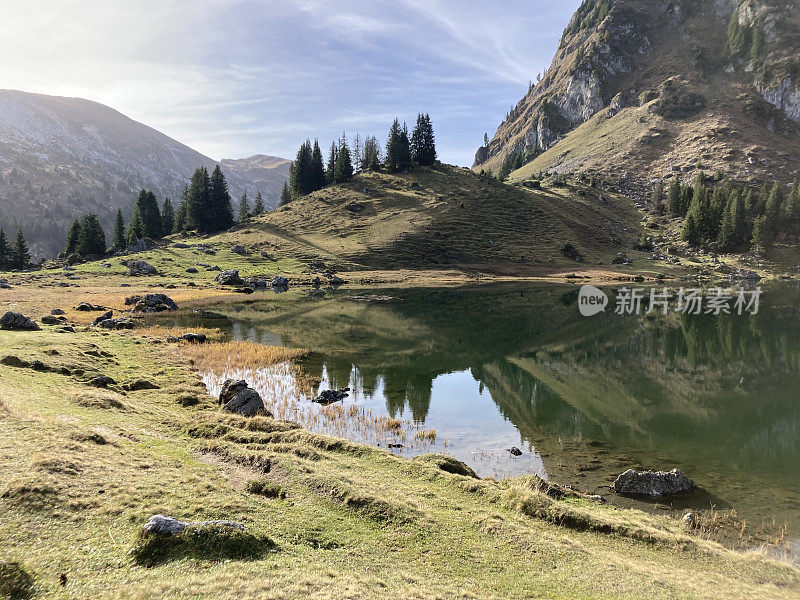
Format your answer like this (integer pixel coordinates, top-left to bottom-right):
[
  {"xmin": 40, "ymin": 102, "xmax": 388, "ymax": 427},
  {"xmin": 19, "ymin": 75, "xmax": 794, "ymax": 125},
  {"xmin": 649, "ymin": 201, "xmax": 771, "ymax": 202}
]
[{"xmin": 179, "ymin": 281, "xmax": 800, "ymax": 555}]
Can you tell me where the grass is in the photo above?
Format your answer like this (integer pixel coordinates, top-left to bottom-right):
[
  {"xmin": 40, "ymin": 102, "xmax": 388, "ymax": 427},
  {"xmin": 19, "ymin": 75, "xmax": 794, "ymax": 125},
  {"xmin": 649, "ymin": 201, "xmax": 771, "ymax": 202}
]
[{"xmin": 0, "ymin": 311, "xmax": 798, "ymax": 598}]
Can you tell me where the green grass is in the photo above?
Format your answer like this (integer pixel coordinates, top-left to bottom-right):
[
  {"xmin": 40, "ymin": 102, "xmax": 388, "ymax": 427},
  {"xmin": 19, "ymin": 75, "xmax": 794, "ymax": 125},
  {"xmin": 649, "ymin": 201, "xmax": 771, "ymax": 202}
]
[{"xmin": 0, "ymin": 315, "xmax": 797, "ymax": 599}]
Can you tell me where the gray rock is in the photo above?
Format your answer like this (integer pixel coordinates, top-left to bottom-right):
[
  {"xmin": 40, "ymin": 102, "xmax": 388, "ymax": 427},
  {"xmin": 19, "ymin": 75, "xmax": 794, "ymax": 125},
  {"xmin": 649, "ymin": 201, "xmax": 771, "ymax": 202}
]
[
  {"xmin": 231, "ymin": 244, "xmax": 247, "ymax": 255},
  {"xmin": 215, "ymin": 270, "xmax": 245, "ymax": 286},
  {"xmin": 142, "ymin": 514, "xmax": 246, "ymax": 536},
  {"xmin": 271, "ymin": 276, "xmax": 289, "ymax": 289},
  {"xmin": 207, "ymin": 265, "xmax": 221, "ymax": 272},
  {"xmin": 173, "ymin": 242, "xmax": 190, "ymax": 249},
  {"xmin": 91, "ymin": 310, "xmax": 114, "ymax": 326},
  {"xmin": 41, "ymin": 315, "xmax": 66, "ymax": 325},
  {"xmin": 507, "ymin": 447, "xmax": 523, "ymax": 457},
  {"xmin": 247, "ymin": 278, "xmax": 267, "ymax": 290},
  {"xmin": 127, "ymin": 260, "xmax": 158, "ymax": 276},
  {"xmin": 613, "ymin": 468, "xmax": 696, "ymax": 496},
  {"xmin": 219, "ymin": 379, "xmax": 268, "ymax": 417},
  {"xmin": 310, "ymin": 259, "xmax": 326, "ymax": 272},
  {"xmin": 0, "ymin": 312, "xmax": 40, "ymax": 331},
  {"xmin": 75, "ymin": 302, "xmax": 104, "ymax": 311},
  {"xmin": 51, "ymin": 309, "xmax": 66, "ymax": 315},
  {"xmin": 313, "ymin": 389, "xmax": 349, "ymax": 405},
  {"xmin": 89, "ymin": 375, "xmax": 116, "ymax": 388},
  {"xmin": 186, "ymin": 267, "xmax": 199, "ymax": 274},
  {"xmin": 0, "ymin": 281, "xmax": 11, "ymax": 289},
  {"xmin": 98, "ymin": 318, "xmax": 135, "ymax": 330},
  {"xmin": 123, "ymin": 379, "xmax": 160, "ymax": 391},
  {"xmin": 127, "ymin": 238, "xmax": 154, "ymax": 253},
  {"xmin": 133, "ymin": 294, "xmax": 178, "ymax": 313},
  {"xmin": 329, "ymin": 274, "xmax": 343, "ymax": 285},
  {"xmin": 166, "ymin": 333, "xmax": 207, "ymax": 344}
]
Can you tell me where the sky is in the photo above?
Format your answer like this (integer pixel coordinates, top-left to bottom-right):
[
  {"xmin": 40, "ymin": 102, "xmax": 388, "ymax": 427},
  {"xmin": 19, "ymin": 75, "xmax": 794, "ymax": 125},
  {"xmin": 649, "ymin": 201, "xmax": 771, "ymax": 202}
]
[{"xmin": 0, "ymin": 0, "xmax": 581, "ymax": 166}]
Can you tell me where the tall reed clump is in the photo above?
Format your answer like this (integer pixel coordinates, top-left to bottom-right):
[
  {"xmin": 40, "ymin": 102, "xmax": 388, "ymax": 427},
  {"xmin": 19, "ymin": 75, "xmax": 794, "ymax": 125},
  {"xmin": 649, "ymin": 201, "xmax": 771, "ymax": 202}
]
[{"xmin": 181, "ymin": 341, "xmax": 307, "ymax": 371}]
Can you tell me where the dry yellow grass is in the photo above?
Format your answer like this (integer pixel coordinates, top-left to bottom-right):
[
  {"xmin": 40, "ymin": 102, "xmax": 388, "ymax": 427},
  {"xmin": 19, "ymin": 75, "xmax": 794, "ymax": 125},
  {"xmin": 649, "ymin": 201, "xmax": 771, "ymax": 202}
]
[{"xmin": 180, "ymin": 340, "xmax": 307, "ymax": 371}]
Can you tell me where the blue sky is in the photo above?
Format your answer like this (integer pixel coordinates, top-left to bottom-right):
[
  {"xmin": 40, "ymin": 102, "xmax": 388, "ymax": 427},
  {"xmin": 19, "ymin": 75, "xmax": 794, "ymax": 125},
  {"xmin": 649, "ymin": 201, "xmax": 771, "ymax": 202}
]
[{"xmin": 1, "ymin": 0, "xmax": 580, "ymax": 165}]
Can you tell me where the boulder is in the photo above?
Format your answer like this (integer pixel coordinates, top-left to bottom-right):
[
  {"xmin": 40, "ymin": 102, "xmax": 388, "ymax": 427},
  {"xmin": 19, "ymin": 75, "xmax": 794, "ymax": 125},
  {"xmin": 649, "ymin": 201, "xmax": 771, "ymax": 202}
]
[
  {"xmin": 271, "ymin": 276, "xmax": 289, "ymax": 289},
  {"xmin": 231, "ymin": 244, "xmax": 247, "ymax": 255},
  {"xmin": 127, "ymin": 260, "xmax": 158, "ymax": 276},
  {"xmin": 310, "ymin": 259, "xmax": 326, "ymax": 272},
  {"xmin": 613, "ymin": 468, "xmax": 696, "ymax": 496},
  {"xmin": 186, "ymin": 267, "xmax": 198, "ymax": 274},
  {"xmin": 215, "ymin": 270, "xmax": 245, "ymax": 286},
  {"xmin": 247, "ymin": 278, "xmax": 267, "ymax": 290},
  {"xmin": 123, "ymin": 379, "xmax": 160, "ymax": 391},
  {"xmin": 127, "ymin": 238, "xmax": 156, "ymax": 253},
  {"xmin": 91, "ymin": 310, "xmax": 114, "ymax": 326},
  {"xmin": 41, "ymin": 315, "xmax": 66, "ymax": 325},
  {"xmin": 219, "ymin": 379, "xmax": 268, "ymax": 417},
  {"xmin": 166, "ymin": 333, "xmax": 207, "ymax": 344},
  {"xmin": 507, "ymin": 447, "xmax": 523, "ymax": 457},
  {"xmin": 51, "ymin": 309, "xmax": 66, "ymax": 315},
  {"xmin": 133, "ymin": 294, "xmax": 178, "ymax": 313},
  {"xmin": 75, "ymin": 302, "xmax": 104, "ymax": 311},
  {"xmin": 0, "ymin": 312, "xmax": 40, "ymax": 331},
  {"xmin": 329, "ymin": 274, "xmax": 343, "ymax": 285},
  {"xmin": 0, "ymin": 281, "xmax": 11, "ymax": 289},
  {"xmin": 142, "ymin": 514, "xmax": 246, "ymax": 536},
  {"xmin": 89, "ymin": 375, "xmax": 116, "ymax": 388},
  {"xmin": 98, "ymin": 318, "xmax": 135, "ymax": 330}
]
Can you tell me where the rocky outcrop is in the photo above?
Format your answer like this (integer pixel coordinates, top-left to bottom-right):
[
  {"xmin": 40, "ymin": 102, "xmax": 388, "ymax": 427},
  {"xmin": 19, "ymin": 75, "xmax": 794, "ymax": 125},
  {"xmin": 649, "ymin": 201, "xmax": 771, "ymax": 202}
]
[
  {"xmin": 216, "ymin": 270, "xmax": 245, "ymax": 286},
  {"xmin": 127, "ymin": 260, "xmax": 158, "ymax": 276},
  {"xmin": 0, "ymin": 312, "xmax": 40, "ymax": 331},
  {"xmin": 759, "ymin": 78, "xmax": 800, "ymax": 123},
  {"xmin": 132, "ymin": 294, "xmax": 178, "ymax": 313},
  {"xmin": 613, "ymin": 468, "xmax": 696, "ymax": 496}
]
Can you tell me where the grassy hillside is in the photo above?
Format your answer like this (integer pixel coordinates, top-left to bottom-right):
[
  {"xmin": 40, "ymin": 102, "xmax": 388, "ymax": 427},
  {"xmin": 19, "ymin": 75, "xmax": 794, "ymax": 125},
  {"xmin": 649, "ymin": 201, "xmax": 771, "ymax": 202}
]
[{"xmin": 0, "ymin": 289, "xmax": 798, "ymax": 598}]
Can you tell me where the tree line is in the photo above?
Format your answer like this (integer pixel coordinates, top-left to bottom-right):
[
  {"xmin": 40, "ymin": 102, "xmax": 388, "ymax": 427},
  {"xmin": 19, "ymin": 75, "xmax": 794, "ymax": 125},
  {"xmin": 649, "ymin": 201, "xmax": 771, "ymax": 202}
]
[
  {"xmin": 285, "ymin": 113, "xmax": 437, "ymax": 202},
  {"xmin": 64, "ymin": 165, "xmax": 267, "ymax": 258},
  {"xmin": 656, "ymin": 173, "xmax": 800, "ymax": 252}
]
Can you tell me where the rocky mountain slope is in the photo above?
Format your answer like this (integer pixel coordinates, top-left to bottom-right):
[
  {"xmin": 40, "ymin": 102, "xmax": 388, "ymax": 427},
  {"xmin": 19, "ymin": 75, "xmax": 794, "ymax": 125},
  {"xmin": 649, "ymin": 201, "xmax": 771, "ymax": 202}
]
[
  {"xmin": 0, "ymin": 90, "xmax": 288, "ymax": 258},
  {"xmin": 474, "ymin": 0, "xmax": 800, "ymax": 189}
]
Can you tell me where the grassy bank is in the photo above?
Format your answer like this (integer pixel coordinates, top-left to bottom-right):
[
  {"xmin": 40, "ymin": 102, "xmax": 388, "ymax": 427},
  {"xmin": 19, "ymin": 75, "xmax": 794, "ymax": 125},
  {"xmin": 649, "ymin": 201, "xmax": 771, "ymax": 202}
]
[{"xmin": 0, "ymin": 288, "xmax": 798, "ymax": 599}]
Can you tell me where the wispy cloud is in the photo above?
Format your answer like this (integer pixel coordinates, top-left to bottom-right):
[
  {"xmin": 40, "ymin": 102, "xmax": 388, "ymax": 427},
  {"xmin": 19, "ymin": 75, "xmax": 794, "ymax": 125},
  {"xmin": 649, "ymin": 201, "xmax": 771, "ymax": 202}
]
[{"xmin": 0, "ymin": 0, "xmax": 581, "ymax": 165}]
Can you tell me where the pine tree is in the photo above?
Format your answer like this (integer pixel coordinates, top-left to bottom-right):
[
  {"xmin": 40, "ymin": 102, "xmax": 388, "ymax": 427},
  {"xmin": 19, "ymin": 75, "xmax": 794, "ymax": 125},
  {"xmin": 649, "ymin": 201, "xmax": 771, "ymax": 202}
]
[
  {"xmin": 174, "ymin": 185, "xmax": 191, "ymax": 233},
  {"xmin": 744, "ymin": 188, "xmax": 757, "ymax": 215},
  {"xmin": 238, "ymin": 191, "xmax": 250, "ymax": 223},
  {"xmin": 651, "ymin": 183, "xmax": 665, "ymax": 215},
  {"xmin": 208, "ymin": 165, "xmax": 235, "ymax": 232},
  {"xmin": 113, "ymin": 209, "xmax": 125, "ymax": 250},
  {"xmin": 764, "ymin": 182, "xmax": 783, "ymax": 237},
  {"xmin": 126, "ymin": 209, "xmax": 145, "ymax": 245},
  {"xmin": 65, "ymin": 218, "xmax": 82, "ymax": 254},
  {"xmin": 352, "ymin": 133, "xmax": 362, "ymax": 173},
  {"xmin": 253, "ymin": 191, "xmax": 265, "ymax": 215},
  {"xmin": 399, "ymin": 122, "xmax": 412, "ymax": 171},
  {"xmin": 786, "ymin": 180, "xmax": 800, "ymax": 222},
  {"xmin": 187, "ymin": 167, "xmax": 211, "ymax": 232},
  {"xmin": 682, "ymin": 212, "xmax": 701, "ymax": 246},
  {"xmin": 0, "ymin": 228, "xmax": 10, "ymax": 269},
  {"xmin": 362, "ymin": 136, "xmax": 381, "ymax": 171},
  {"xmin": 12, "ymin": 228, "xmax": 30, "ymax": 269},
  {"xmin": 161, "ymin": 198, "xmax": 175, "ymax": 236},
  {"xmin": 410, "ymin": 113, "xmax": 436, "ymax": 166},
  {"xmin": 311, "ymin": 140, "xmax": 326, "ymax": 191},
  {"xmin": 756, "ymin": 183, "xmax": 770, "ymax": 216},
  {"xmin": 280, "ymin": 181, "xmax": 292, "ymax": 206},
  {"xmin": 751, "ymin": 215, "xmax": 772, "ymax": 250},
  {"xmin": 290, "ymin": 141, "xmax": 314, "ymax": 196},
  {"xmin": 326, "ymin": 141, "xmax": 338, "ymax": 184},
  {"xmin": 681, "ymin": 186, "xmax": 694, "ymax": 216},
  {"xmin": 130, "ymin": 190, "xmax": 162, "ymax": 239},
  {"xmin": 667, "ymin": 179, "xmax": 682, "ymax": 216},
  {"xmin": 718, "ymin": 190, "xmax": 746, "ymax": 252},
  {"xmin": 77, "ymin": 213, "xmax": 106, "ymax": 256},
  {"xmin": 385, "ymin": 119, "xmax": 402, "ymax": 173},
  {"xmin": 334, "ymin": 139, "xmax": 354, "ymax": 183}
]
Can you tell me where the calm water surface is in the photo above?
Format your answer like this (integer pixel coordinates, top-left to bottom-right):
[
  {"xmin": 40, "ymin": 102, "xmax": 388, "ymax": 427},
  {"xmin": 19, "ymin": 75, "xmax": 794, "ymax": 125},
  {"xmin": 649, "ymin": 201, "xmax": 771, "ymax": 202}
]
[{"xmin": 181, "ymin": 282, "xmax": 800, "ymax": 548}]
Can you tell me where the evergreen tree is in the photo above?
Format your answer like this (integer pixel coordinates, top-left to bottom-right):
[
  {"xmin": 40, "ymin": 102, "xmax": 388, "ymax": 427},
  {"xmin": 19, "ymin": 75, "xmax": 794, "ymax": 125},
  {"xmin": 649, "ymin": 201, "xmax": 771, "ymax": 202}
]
[
  {"xmin": 311, "ymin": 140, "xmax": 326, "ymax": 191},
  {"xmin": 786, "ymin": 181, "xmax": 800, "ymax": 222},
  {"xmin": 77, "ymin": 214, "xmax": 106, "ymax": 256},
  {"xmin": 385, "ymin": 119, "xmax": 403, "ymax": 173},
  {"xmin": 334, "ymin": 139, "xmax": 354, "ymax": 183},
  {"xmin": 130, "ymin": 190, "xmax": 162, "ymax": 239},
  {"xmin": 352, "ymin": 133, "xmax": 362, "ymax": 173},
  {"xmin": 718, "ymin": 190, "xmax": 746, "ymax": 252},
  {"xmin": 667, "ymin": 179, "xmax": 682, "ymax": 216},
  {"xmin": 113, "ymin": 209, "xmax": 126, "ymax": 250},
  {"xmin": 411, "ymin": 113, "xmax": 437, "ymax": 166},
  {"xmin": 174, "ymin": 185, "xmax": 191, "ymax": 233},
  {"xmin": 680, "ymin": 185, "xmax": 694, "ymax": 216},
  {"xmin": 65, "ymin": 218, "xmax": 82, "ymax": 254},
  {"xmin": 280, "ymin": 181, "xmax": 292, "ymax": 206},
  {"xmin": 682, "ymin": 212, "xmax": 701, "ymax": 246},
  {"xmin": 362, "ymin": 136, "xmax": 381, "ymax": 171},
  {"xmin": 12, "ymin": 228, "xmax": 30, "ymax": 269},
  {"xmin": 744, "ymin": 188, "xmax": 757, "ymax": 215},
  {"xmin": 253, "ymin": 191, "xmax": 265, "ymax": 215},
  {"xmin": 161, "ymin": 198, "xmax": 175, "ymax": 236},
  {"xmin": 764, "ymin": 182, "xmax": 783, "ymax": 237},
  {"xmin": 326, "ymin": 141, "xmax": 338, "ymax": 184},
  {"xmin": 0, "ymin": 228, "xmax": 10, "ymax": 269},
  {"xmin": 756, "ymin": 183, "xmax": 770, "ymax": 216},
  {"xmin": 187, "ymin": 167, "xmax": 211, "ymax": 232},
  {"xmin": 398, "ymin": 123, "xmax": 412, "ymax": 171},
  {"xmin": 651, "ymin": 183, "xmax": 665, "ymax": 215},
  {"xmin": 126, "ymin": 209, "xmax": 145, "ymax": 245},
  {"xmin": 238, "ymin": 191, "xmax": 250, "ymax": 223},
  {"xmin": 208, "ymin": 165, "xmax": 235, "ymax": 232},
  {"xmin": 290, "ymin": 141, "xmax": 314, "ymax": 196},
  {"xmin": 751, "ymin": 215, "xmax": 772, "ymax": 250}
]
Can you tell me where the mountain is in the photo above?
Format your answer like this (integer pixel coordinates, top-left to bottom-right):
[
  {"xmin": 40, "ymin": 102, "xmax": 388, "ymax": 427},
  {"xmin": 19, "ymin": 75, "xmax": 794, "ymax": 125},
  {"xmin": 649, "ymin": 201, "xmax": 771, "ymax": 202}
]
[
  {"xmin": 474, "ymin": 0, "xmax": 800, "ymax": 190},
  {"xmin": 0, "ymin": 90, "xmax": 289, "ymax": 258}
]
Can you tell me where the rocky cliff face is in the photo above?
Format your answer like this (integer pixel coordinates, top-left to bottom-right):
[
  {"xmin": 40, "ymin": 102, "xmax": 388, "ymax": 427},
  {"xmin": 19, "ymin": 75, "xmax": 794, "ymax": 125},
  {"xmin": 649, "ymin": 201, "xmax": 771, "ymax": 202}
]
[
  {"xmin": 475, "ymin": 0, "xmax": 800, "ymax": 188},
  {"xmin": 0, "ymin": 90, "xmax": 288, "ymax": 259}
]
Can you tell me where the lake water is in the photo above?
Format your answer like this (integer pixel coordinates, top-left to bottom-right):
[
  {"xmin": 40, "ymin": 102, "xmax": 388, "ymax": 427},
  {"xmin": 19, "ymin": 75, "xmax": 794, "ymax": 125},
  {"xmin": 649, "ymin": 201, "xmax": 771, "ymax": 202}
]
[{"xmin": 181, "ymin": 282, "xmax": 800, "ymax": 554}]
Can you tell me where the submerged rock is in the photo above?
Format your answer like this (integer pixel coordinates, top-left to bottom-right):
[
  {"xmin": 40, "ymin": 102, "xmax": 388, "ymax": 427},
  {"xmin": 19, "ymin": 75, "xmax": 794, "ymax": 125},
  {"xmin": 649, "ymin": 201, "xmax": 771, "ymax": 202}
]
[
  {"xmin": 313, "ymin": 389, "xmax": 349, "ymax": 405},
  {"xmin": 507, "ymin": 447, "xmax": 523, "ymax": 457},
  {"xmin": 613, "ymin": 468, "xmax": 696, "ymax": 496},
  {"xmin": 0, "ymin": 312, "xmax": 40, "ymax": 331}
]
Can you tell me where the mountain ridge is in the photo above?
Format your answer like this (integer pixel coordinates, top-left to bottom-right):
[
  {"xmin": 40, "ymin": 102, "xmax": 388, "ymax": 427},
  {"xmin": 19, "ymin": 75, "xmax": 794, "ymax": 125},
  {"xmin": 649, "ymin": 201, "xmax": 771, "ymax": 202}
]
[{"xmin": 0, "ymin": 89, "xmax": 289, "ymax": 258}]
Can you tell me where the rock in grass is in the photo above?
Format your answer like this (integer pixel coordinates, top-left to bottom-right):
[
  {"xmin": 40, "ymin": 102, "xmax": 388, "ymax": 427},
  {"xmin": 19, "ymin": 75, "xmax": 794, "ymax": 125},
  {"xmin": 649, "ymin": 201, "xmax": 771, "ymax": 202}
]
[
  {"xmin": 271, "ymin": 276, "xmax": 289, "ymax": 290},
  {"xmin": 166, "ymin": 333, "xmax": 207, "ymax": 344},
  {"xmin": 51, "ymin": 309, "xmax": 66, "ymax": 315},
  {"xmin": 132, "ymin": 515, "xmax": 275, "ymax": 567},
  {"xmin": 219, "ymin": 379, "xmax": 269, "ymax": 417},
  {"xmin": 98, "ymin": 318, "xmax": 135, "ymax": 330},
  {"xmin": 0, "ymin": 312, "xmax": 40, "ymax": 331},
  {"xmin": 127, "ymin": 260, "xmax": 158, "ymax": 276},
  {"xmin": 40, "ymin": 315, "xmax": 66, "ymax": 325},
  {"xmin": 413, "ymin": 454, "xmax": 477, "ymax": 478},
  {"xmin": 613, "ymin": 468, "xmax": 696, "ymax": 497},
  {"xmin": 75, "ymin": 302, "xmax": 105, "ymax": 311},
  {"xmin": 133, "ymin": 294, "xmax": 178, "ymax": 313},
  {"xmin": 91, "ymin": 310, "xmax": 113, "ymax": 326},
  {"xmin": 215, "ymin": 269, "xmax": 245, "ymax": 286},
  {"xmin": 123, "ymin": 379, "xmax": 160, "ymax": 391},
  {"xmin": 89, "ymin": 375, "xmax": 116, "ymax": 388},
  {"xmin": 0, "ymin": 560, "xmax": 35, "ymax": 599},
  {"xmin": 231, "ymin": 244, "xmax": 247, "ymax": 255},
  {"xmin": 185, "ymin": 267, "xmax": 198, "ymax": 274}
]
